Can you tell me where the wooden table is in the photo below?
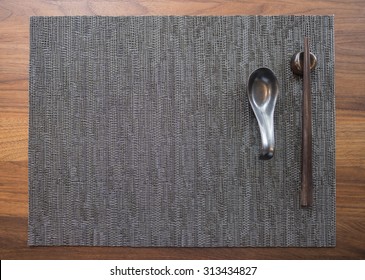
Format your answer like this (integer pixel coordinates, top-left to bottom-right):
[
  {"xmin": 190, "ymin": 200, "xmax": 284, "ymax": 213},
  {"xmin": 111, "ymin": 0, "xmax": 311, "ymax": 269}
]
[{"xmin": 1, "ymin": 0, "xmax": 364, "ymax": 259}]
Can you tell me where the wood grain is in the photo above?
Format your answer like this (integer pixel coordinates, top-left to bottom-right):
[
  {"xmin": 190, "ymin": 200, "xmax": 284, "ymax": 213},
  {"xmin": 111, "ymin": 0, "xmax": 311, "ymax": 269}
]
[{"xmin": 0, "ymin": 0, "xmax": 364, "ymax": 259}]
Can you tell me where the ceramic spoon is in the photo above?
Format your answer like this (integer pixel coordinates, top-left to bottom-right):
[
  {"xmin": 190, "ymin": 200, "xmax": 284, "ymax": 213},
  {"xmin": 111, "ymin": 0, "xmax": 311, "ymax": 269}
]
[{"xmin": 247, "ymin": 68, "xmax": 279, "ymax": 160}]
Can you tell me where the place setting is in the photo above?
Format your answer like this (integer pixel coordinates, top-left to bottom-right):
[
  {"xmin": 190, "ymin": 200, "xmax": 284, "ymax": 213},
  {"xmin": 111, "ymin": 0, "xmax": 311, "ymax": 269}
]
[{"xmin": 28, "ymin": 16, "xmax": 335, "ymax": 247}]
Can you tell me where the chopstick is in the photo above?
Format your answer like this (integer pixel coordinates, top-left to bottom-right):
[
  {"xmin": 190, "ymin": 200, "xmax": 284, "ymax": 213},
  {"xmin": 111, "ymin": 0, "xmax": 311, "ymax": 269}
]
[{"xmin": 300, "ymin": 37, "xmax": 313, "ymax": 207}]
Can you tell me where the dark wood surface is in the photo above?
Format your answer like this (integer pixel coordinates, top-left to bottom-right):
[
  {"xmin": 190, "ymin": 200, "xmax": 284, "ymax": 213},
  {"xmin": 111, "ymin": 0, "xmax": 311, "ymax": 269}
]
[{"xmin": 0, "ymin": 0, "xmax": 364, "ymax": 259}]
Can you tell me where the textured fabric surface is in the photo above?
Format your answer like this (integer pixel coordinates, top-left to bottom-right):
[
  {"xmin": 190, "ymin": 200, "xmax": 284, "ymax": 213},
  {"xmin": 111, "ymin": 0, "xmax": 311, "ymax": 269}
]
[{"xmin": 29, "ymin": 16, "xmax": 335, "ymax": 247}]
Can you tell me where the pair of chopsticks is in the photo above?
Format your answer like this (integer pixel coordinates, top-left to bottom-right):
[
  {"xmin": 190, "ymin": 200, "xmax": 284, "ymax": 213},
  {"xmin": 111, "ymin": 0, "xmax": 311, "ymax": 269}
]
[{"xmin": 301, "ymin": 37, "xmax": 313, "ymax": 207}]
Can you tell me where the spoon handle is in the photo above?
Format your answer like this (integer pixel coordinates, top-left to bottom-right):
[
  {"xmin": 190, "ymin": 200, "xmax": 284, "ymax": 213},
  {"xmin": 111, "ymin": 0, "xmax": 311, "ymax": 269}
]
[
  {"xmin": 257, "ymin": 113, "xmax": 275, "ymax": 160},
  {"xmin": 301, "ymin": 37, "xmax": 313, "ymax": 207}
]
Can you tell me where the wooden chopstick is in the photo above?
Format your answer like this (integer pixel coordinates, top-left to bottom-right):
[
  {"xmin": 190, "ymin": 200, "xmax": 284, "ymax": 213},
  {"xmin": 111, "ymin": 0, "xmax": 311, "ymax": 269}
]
[{"xmin": 300, "ymin": 37, "xmax": 313, "ymax": 207}]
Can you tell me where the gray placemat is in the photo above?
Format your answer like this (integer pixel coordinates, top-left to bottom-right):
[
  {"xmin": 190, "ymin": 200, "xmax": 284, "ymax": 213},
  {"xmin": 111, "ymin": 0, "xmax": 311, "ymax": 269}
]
[{"xmin": 29, "ymin": 16, "xmax": 335, "ymax": 247}]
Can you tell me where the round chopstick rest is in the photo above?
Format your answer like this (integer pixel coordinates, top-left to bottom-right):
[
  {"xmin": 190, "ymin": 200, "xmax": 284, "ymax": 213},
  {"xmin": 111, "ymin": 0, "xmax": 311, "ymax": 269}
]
[{"xmin": 290, "ymin": 51, "xmax": 317, "ymax": 75}]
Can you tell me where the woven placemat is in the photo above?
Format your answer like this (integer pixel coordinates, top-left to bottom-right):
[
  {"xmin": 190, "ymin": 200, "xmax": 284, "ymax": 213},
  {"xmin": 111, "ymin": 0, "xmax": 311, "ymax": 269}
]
[{"xmin": 29, "ymin": 16, "xmax": 335, "ymax": 247}]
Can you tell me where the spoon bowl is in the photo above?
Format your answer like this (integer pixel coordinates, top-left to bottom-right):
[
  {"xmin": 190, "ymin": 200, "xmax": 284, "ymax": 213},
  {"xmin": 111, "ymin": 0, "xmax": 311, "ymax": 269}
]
[{"xmin": 247, "ymin": 68, "xmax": 279, "ymax": 160}]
